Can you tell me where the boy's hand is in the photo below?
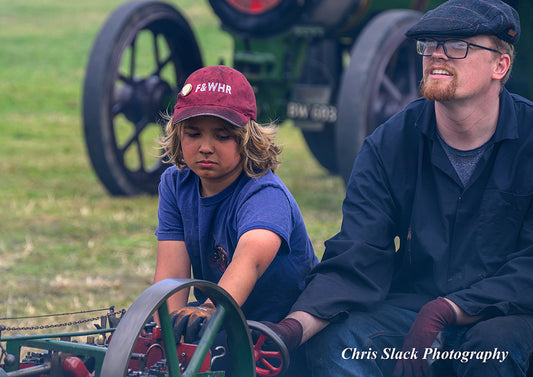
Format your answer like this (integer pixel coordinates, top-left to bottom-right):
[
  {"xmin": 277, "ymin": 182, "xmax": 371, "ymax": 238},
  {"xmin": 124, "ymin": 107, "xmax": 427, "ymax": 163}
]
[
  {"xmin": 394, "ymin": 297, "xmax": 457, "ymax": 377},
  {"xmin": 171, "ymin": 302, "xmax": 216, "ymax": 343}
]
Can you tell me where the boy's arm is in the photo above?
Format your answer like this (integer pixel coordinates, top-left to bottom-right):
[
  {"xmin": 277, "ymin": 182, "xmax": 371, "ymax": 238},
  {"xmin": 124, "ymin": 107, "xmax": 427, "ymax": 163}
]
[
  {"xmin": 216, "ymin": 228, "xmax": 281, "ymax": 307},
  {"xmin": 162, "ymin": 230, "xmax": 280, "ymax": 341},
  {"xmin": 154, "ymin": 240, "xmax": 192, "ymax": 314}
]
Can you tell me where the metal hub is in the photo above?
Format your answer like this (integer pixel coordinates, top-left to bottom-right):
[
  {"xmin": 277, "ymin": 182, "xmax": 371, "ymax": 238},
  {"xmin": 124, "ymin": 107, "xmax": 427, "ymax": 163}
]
[{"xmin": 117, "ymin": 76, "xmax": 172, "ymax": 125}]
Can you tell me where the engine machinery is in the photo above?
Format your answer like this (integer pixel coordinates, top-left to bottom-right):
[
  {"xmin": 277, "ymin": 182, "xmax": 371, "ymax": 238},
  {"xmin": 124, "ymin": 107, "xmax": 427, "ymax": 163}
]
[{"xmin": 0, "ymin": 279, "xmax": 288, "ymax": 377}]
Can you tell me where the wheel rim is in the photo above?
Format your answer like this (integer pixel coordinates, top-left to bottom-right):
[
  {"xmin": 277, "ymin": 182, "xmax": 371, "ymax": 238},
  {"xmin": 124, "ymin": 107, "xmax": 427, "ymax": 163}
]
[{"xmin": 100, "ymin": 278, "xmax": 255, "ymax": 377}]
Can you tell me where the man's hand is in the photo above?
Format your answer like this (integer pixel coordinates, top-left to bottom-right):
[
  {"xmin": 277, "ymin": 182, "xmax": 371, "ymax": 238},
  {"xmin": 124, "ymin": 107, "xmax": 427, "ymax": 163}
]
[
  {"xmin": 394, "ymin": 297, "xmax": 457, "ymax": 377},
  {"xmin": 261, "ymin": 318, "xmax": 304, "ymax": 352},
  {"xmin": 171, "ymin": 302, "xmax": 216, "ymax": 343}
]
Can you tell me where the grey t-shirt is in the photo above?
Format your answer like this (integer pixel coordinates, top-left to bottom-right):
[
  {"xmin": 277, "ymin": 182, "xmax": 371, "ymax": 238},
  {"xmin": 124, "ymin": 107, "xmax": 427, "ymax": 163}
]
[{"xmin": 437, "ymin": 132, "xmax": 489, "ymax": 186}]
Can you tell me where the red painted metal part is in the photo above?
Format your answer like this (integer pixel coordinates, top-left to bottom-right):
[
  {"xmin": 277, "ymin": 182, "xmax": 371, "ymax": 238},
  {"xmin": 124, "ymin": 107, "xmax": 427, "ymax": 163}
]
[{"xmin": 224, "ymin": 0, "xmax": 283, "ymax": 15}]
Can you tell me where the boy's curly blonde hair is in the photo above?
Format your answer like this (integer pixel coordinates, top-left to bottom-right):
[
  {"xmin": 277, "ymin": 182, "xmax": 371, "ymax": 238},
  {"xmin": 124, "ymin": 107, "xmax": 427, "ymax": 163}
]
[{"xmin": 159, "ymin": 118, "xmax": 282, "ymax": 178}]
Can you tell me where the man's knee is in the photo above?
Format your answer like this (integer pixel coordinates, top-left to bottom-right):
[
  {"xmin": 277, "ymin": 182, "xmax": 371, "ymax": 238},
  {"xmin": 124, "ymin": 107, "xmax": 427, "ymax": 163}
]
[
  {"xmin": 302, "ymin": 306, "xmax": 415, "ymax": 376},
  {"xmin": 453, "ymin": 316, "xmax": 533, "ymax": 377},
  {"xmin": 463, "ymin": 316, "xmax": 533, "ymax": 350}
]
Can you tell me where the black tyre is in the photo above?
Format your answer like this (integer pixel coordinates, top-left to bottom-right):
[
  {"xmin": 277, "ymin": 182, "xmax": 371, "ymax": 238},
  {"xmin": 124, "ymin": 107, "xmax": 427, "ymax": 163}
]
[
  {"xmin": 208, "ymin": 0, "xmax": 307, "ymax": 37},
  {"xmin": 297, "ymin": 39, "xmax": 343, "ymax": 174},
  {"xmin": 335, "ymin": 10, "xmax": 423, "ymax": 183},
  {"xmin": 82, "ymin": 1, "xmax": 202, "ymax": 196}
]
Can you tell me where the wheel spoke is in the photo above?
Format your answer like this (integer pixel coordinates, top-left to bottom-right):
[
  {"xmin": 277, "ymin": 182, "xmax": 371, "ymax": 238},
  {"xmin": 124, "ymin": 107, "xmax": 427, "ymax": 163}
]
[
  {"xmin": 118, "ymin": 72, "xmax": 135, "ymax": 86},
  {"xmin": 158, "ymin": 302, "xmax": 183, "ymax": 377},
  {"xmin": 112, "ymin": 100, "xmax": 125, "ymax": 117},
  {"xmin": 129, "ymin": 37, "xmax": 137, "ymax": 78},
  {"xmin": 258, "ymin": 350, "xmax": 283, "ymax": 359},
  {"xmin": 258, "ymin": 360, "xmax": 281, "ymax": 374},
  {"xmin": 152, "ymin": 32, "xmax": 162, "ymax": 71},
  {"xmin": 135, "ymin": 136, "xmax": 146, "ymax": 171},
  {"xmin": 183, "ymin": 305, "xmax": 227, "ymax": 377},
  {"xmin": 407, "ymin": 52, "xmax": 420, "ymax": 96},
  {"xmin": 158, "ymin": 55, "xmax": 173, "ymax": 74},
  {"xmin": 381, "ymin": 74, "xmax": 403, "ymax": 102},
  {"xmin": 119, "ymin": 120, "xmax": 145, "ymax": 153},
  {"xmin": 118, "ymin": 117, "xmax": 150, "ymax": 168},
  {"xmin": 256, "ymin": 351, "xmax": 282, "ymax": 377},
  {"xmin": 254, "ymin": 334, "xmax": 266, "ymax": 350},
  {"xmin": 151, "ymin": 36, "xmax": 173, "ymax": 77},
  {"xmin": 111, "ymin": 85, "xmax": 132, "ymax": 116}
]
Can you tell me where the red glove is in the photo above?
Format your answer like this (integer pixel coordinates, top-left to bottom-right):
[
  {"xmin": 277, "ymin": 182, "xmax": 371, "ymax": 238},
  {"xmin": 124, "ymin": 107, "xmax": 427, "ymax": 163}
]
[
  {"xmin": 171, "ymin": 302, "xmax": 216, "ymax": 344},
  {"xmin": 393, "ymin": 297, "xmax": 457, "ymax": 377}
]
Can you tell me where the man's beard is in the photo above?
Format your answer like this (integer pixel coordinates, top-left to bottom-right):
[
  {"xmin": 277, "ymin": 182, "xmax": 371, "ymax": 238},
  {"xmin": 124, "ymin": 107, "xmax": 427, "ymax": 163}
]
[{"xmin": 420, "ymin": 64, "xmax": 458, "ymax": 102}]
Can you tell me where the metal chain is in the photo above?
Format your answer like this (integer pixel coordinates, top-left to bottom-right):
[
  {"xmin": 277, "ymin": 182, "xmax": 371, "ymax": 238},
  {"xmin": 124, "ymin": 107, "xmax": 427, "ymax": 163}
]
[
  {"xmin": 0, "ymin": 307, "xmax": 116, "ymax": 320},
  {"xmin": 2, "ymin": 309, "xmax": 125, "ymax": 332}
]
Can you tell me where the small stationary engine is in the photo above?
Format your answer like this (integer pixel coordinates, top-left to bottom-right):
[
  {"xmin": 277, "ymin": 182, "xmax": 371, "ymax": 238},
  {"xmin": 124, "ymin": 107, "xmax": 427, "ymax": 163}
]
[{"xmin": 1, "ymin": 279, "xmax": 289, "ymax": 377}]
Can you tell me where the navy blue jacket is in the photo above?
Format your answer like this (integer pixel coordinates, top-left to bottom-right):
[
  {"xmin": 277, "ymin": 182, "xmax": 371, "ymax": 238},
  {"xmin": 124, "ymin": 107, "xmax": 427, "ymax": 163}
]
[{"xmin": 293, "ymin": 88, "xmax": 533, "ymax": 321}]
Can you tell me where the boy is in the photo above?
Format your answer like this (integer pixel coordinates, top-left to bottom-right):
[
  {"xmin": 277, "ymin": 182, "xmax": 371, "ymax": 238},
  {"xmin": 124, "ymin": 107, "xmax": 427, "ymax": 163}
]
[{"xmin": 153, "ymin": 66, "xmax": 317, "ymax": 370}]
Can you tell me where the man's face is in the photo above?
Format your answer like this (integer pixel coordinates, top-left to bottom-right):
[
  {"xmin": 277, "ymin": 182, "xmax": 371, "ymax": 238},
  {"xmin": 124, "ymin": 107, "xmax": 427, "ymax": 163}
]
[{"xmin": 420, "ymin": 35, "xmax": 501, "ymax": 102}]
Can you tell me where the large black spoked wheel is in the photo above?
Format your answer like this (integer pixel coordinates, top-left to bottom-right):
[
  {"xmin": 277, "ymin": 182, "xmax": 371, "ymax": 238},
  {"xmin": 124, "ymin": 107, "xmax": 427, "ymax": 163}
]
[
  {"xmin": 208, "ymin": 0, "xmax": 308, "ymax": 37},
  {"xmin": 83, "ymin": 1, "xmax": 202, "ymax": 196},
  {"xmin": 335, "ymin": 10, "xmax": 423, "ymax": 183},
  {"xmin": 100, "ymin": 278, "xmax": 255, "ymax": 377}
]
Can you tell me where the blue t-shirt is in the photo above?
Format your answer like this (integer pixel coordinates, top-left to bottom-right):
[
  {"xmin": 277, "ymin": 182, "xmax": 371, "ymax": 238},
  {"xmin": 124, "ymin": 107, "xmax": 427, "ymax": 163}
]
[{"xmin": 156, "ymin": 166, "xmax": 318, "ymax": 322}]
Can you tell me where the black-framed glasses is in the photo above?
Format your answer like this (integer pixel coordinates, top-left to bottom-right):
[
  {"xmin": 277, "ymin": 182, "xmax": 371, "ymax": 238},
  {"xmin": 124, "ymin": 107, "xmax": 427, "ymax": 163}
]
[{"xmin": 416, "ymin": 39, "xmax": 502, "ymax": 59}]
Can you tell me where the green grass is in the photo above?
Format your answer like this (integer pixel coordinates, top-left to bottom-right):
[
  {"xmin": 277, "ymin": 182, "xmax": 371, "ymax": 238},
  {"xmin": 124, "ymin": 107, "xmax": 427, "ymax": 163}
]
[{"xmin": 0, "ymin": 0, "xmax": 344, "ymax": 333}]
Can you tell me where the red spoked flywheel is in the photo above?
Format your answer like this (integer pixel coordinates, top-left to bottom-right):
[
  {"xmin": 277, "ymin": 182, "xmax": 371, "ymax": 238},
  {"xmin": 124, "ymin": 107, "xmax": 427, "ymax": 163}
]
[
  {"xmin": 254, "ymin": 332, "xmax": 285, "ymax": 376},
  {"xmin": 247, "ymin": 320, "xmax": 290, "ymax": 377}
]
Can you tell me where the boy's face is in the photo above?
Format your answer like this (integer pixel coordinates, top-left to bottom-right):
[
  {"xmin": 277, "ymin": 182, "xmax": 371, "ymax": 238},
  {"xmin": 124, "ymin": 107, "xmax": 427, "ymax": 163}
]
[{"xmin": 181, "ymin": 115, "xmax": 243, "ymax": 196}]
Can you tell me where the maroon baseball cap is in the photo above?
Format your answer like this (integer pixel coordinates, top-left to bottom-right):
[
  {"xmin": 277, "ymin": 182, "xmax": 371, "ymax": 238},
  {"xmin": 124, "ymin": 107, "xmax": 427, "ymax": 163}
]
[{"xmin": 172, "ymin": 65, "xmax": 257, "ymax": 127}]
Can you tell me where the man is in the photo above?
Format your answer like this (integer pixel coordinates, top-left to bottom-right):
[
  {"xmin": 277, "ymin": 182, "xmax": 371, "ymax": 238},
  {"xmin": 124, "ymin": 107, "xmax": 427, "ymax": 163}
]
[{"xmin": 265, "ymin": 0, "xmax": 533, "ymax": 376}]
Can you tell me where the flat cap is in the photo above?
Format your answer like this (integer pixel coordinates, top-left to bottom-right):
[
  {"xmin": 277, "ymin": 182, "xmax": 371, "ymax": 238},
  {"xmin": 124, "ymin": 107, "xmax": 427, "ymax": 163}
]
[{"xmin": 405, "ymin": 0, "xmax": 520, "ymax": 44}]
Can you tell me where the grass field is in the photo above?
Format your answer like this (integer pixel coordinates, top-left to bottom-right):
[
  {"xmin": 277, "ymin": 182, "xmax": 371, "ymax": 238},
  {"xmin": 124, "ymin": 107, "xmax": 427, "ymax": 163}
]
[{"xmin": 0, "ymin": 0, "xmax": 345, "ymax": 332}]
